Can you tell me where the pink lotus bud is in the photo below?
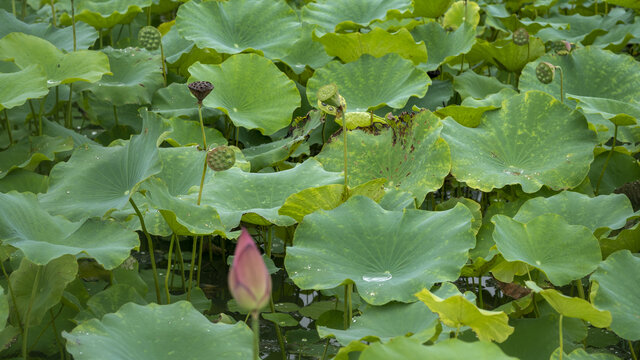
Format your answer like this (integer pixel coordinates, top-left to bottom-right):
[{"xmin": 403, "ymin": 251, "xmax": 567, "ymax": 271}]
[{"xmin": 228, "ymin": 228, "xmax": 272, "ymax": 312}]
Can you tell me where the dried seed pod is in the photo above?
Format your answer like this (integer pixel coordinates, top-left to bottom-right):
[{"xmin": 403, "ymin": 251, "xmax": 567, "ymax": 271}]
[
  {"xmin": 512, "ymin": 28, "xmax": 529, "ymax": 46},
  {"xmin": 536, "ymin": 62, "xmax": 556, "ymax": 84},
  {"xmin": 206, "ymin": 146, "xmax": 236, "ymax": 172},
  {"xmin": 138, "ymin": 26, "xmax": 162, "ymax": 51},
  {"xmin": 188, "ymin": 81, "xmax": 214, "ymax": 105}
]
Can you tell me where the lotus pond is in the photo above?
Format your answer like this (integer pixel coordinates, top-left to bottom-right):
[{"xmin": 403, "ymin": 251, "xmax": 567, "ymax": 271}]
[{"xmin": 1, "ymin": 0, "xmax": 640, "ymax": 359}]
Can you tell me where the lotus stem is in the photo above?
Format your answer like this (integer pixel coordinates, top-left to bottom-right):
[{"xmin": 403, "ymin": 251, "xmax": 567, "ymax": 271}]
[
  {"xmin": 70, "ymin": 0, "xmax": 76, "ymax": 51},
  {"xmin": 3, "ymin": 109, "xmax": 12, "ymax": 147},
  {"xmin": 477, "ymin": 277, "xmax": 484, "ymax": 309},
  {"xmin": 49, "ymin": 0, "xmax": 56, "ymax": 26},
  {"xmin": 49, "ymin": 308, "xmax": 64, "ymax": 358},
  {"xmin": 455, "ymin": 324, "xmax": 461, "ymax": 338},
  {"xmin": 341, "ymin": 107, "xmax": 349, "ymax": 200},
  {"xmin": 595, "ymin": 0, "xmax": 599, "ymax": 15},
  {"xmin": 574, "ymin": 279, "xmax": 585, "ymax": 300},
  {"xmin": 113, "ymin": 105, "xmax": 119, "ymax": 127},
  {"xmin": 11, "ymin": 0, "xmax": 15, "ymax": 16},
  {"xmin": 129, "ymin": 198, "xmax": 162, "ymax": 304},
  {"xmin": 0, "ymin": 259, "xmax": 22, "ymax": 331},
  {"xmin": 558, "ymin": 314, "xmax": 564, "ymax": 360},
  {"xmin": 196, "ymin": 103, "xmax": 208, "ymax": 206},
  {"xmin": 159, "ymin": 41, "xmax": 167, "ymax": 87},
  {"xmin": 630, "ymin": 340, "xmax": 638, "ymax": 360},
  {"xmin": 165, "ymin": 233, "xmax": 175, "ymax": 304},
  {"xmin": 22, "ymin": 267, "xmax": 41, "ymax": 360},
  {"xmin": 252, "ymin": 311, "xmax": 260, "ymax": 360},
  {"xmin": 175, "ymin": 238, "xmax": 186, "ymax": 291},
  {"xmin": 264, "ymin": 227, "xmax": 286, "ymax": 360},
  {"xmin": 196, "ymin": 234, "xmax": 204, "ymax": 287},
  {"xmin": 187, "ymin": 236, "xmax": 198, "ymax": 301},
  {"xmin": 21, "ymin": 0, "xmax": 25, "ymax": 19},
  {"xmin": 557, "ymin": 66, "xmax": 564, "ymax": 103},
  {"xmin": 65, "ymin": 83, "xmax": 73, "ymax": 129},
  {"xmin": 595, "ymin": 124, "xmax": 617, "ymax": 195}
]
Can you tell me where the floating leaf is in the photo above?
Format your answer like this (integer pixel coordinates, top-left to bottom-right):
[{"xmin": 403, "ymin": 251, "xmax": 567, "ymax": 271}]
[
  {"xmin": 286, "ymin": 197, "xmax": 474, "ymax": 305},
  {"xmin": 188, "ymin": 54, "xmax": 301, "ymax": 135},
  {"xmin": 0, "ymin": 65, "xmax": 49, "ymax": 110},
  {"xmin": 590, "ymin": 250, "xmax": 640, "ymax": 340},
  {"xmin": 415, "ymin": 288, "xmax": 514, "ymax": 343},
  {"xmin": 64, "ymin": 301, "xmax": 253, "ymax": 359},
  {"xmin": 441, "ymin": 91, "xmax": 597, "ymax": 193},
  {"xmin": 316, "ymin": 111, "xmax": 450, "ymax": 203},
  {"xmin": 492, "ymin": 214, "xmax": 602, "ymax": 286},
  {"xmin": 262, "ymin": 313, "xmax": 298, "ymax": 327},
  {"xmin": 307, "ymin": 54, "xmax": 430, "ymax": 112},
  {"xmin": 361, "ymin": 337, "xmax": 517, "ymax": 360},
  {"xmin": 412, "ymin": 22, "xmax": 476, "ymax": 72},
  {"xmin": 176, "ymin": 0, "xmax": 301, "ymax": 60}
]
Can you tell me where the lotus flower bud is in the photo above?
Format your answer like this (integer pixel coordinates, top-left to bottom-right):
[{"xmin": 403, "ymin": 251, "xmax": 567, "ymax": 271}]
[
  {"xmin": 512, "ymin": 28, "xmax": 529, "ymax": 46},
  {"xmin": 206, "ymin": 146, "xmax": 236, "ymax": 171},
  {"xmin": 188, "ymin": 81, "xmax": 214, "ymax": 105},
  {"xmin": 536, "ymin": 62, "xmax": 555, "ymax": 84},
  {"xmin": 138, "ymin": 26, "xmax": 162, "ymax": 51},
  {"xmin": 228, "ymin": 228, "xmax": 272, "ymax": 312}
]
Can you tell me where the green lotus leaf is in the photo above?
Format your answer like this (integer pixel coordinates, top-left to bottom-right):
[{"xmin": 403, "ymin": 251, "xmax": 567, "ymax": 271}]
[
  {"xmin": 279, "ymin": 179, "xmax": 386, "ymax": 223},
  {"xmin": 412, "ymin": 0, "xmax": 453, "ymax": 18},
  {"xmin": 42, "ymin": 118, "xmax": 98, "ymax": 147},
  {"xmin": 10, "ymin": 255, "xmax": 78, "ymax": 327},
  {"xmin": 39, "ymin": 110, "xmax": 167, "ymax": 221},
  {"xmin": 436, "ymin": 197, "xmax": 482, "ymax": 234},
  {"xmin": 75, "ymin": 47, "xmax": 163, "ymax": 106},
  {"xmin": 471, "ymin": 37, "xmax": 546, "ymax": 73},
  {"xmin": 0, "ymin": 192, "xmax": 138, "ymax": 268},
  {"xmin": 550, "ymin": 347, "xmax": 620, "ymax": 360},
  {"xmin": 316, "ymin": 27, "xmax": 427, "ymax": 65},
  {"xmin": 492, "ymin": 214, "xmax": 602, "ymax": 286},
  {"xmin": 590, "ymin": 250, "xmax": 640, "ymax": 340},
  {"xmin": 607, "ymin": 0, "xmax": 640, "ymax": 8},
  {"xmin": 176, "ymin": 0, "xmax": 300, "ymax": 60},
  {"xmin": 441, "ymin": 91, "xmax": 597, "ymax": 193},
  {"xmin": 192, "ymin": 159, "xmax": 342, "ymax": 229},
  {"xmin": 513, "ymin": 192, "xmax": 634, "ymax": 236},
  {"xmin": 519, "ymin": 48, "xmax": 640, "ymax": 109},
  {"xmin": 568, "ymin": 95, "xmax": 640, "ymax": 127},
  {"xmin": 262, "ymin": 313, "xmax": 298, "ymax": 327},
  {"xmin": 302, "ymin": 0, "xmax": 412, "ymax": 35},
  {"xmin": 411, "ymin": 21, "xmax": 476, "ymax": 72},
  {"xmin": 525, "ymin": 281, "xmax": 611, "ymax": 328},
  {"xmin": 600, "ymin": 222, "xmax": 640, "ymax": 259},
  {"xmin": 0, "ymin": 135, "xmax": 73, "ymax": 179},
  {"xmin": 435, "ymin": 105, "xmax": 496, "ymax": 128},
  {"xmin": 454, "ymin": 70, "xmax": 515, "ymax": 100},
  {"xmin": 188, "ymin": 54, "xmax": 301, "ymax": 135},
  {"xmin": 415, "ymin": 288, "xmax": 513, "ymax": 343},
  {"xmin": 58, "ymin": 0, "xmax": 152, "ymax": 29},
  {"xmin": 316, "ymin": 111, "xmax": 450, "ymax": 203},
  {"xmin": 286, "ymin": 197, "xmax": 474, "ymax": 305},
  {"xmin": 532, "ymin": 9, "xmax": 631, "ymax": 44},
  {"xmin": 460, "ymin": 88, "xmax": 518, "ymax": 109},
  {"xmin": 334, "ymin": 112, "xmax": 386, "ymax": 130},
  {"xmin": 163, "ymin": 118, "xmax": 226, "ymax": 148},
  {"xmin": 307, "ymin": 54, "xmax": 430, "ymax": 112},
  {"xmin": 317, "ymin": 301, "xmax": 438, "ymax": 345},
  {"xmin": 361, "ymin": 337, "xmax": 517, "ymax": 360},
  {"xmin": 277, "ymin": 22, "xmax": 332, "ymax": 74},
  {"xmin": 81, "ymin": 284, "xmax": 147, "ymax": 320},
  {"xmin": 443, "ymin": 1, "xmax": 480, "ymax": 30},
  {"xmin": 151, "ymin": 82, "xmax": 224, "ymax": 120},
  {"xmin": 0, "ymin": 33, "xmax": 110, "ymax": 87},
  {"xmin": 63, "ymin": 301, "xmax": 253, "ymax": 359},
  {"xmin": 588, "ymin": 150, "xmax": 640, "ymax": 195},
  {"xmin": 0, "ymin": 284, "xmax": 6, "ymax": 330},
  {"xmin": 0, "ymin": 65, "xmax": 49, "ymax": 110},
  {"xmin": 0, "ymin": 169, "xmax": 48, "ymax": 194},
  {"xmin": 0, "ymin": 9, "xmax": 98, "ymax": 51}
]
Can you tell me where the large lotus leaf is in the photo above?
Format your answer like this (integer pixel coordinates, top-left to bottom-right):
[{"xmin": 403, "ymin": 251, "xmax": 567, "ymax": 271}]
[
  {"xmin": 0, "ymin": 169, "xmax": 48, "ymax": 194},
  {"xmin": 277, "ymin": 23, "xmax": 333, "ymax": 74},
  {"xmin": 600, "ymin": 222, "xmax": 640, "ymax": 259},
  {"xmin": 0, "ymin": 33, "xmax": 110, "ymax": 87},
  {"xmin": 306, "ymin": 54, "xmax": 430, "ymax": 112},
  {"xmin": 163, "ymin": 118, "xmax": 226, "ymax": 148},
  {"xmin": 176, "ymin": 0, "xmax": 300, "ymax": 60},
  {"xmin": 454, "ymin": 70, "xmax": 515, "ymax": 100},
  {"xmin": 492, "ymin": 214, "xmax": 602, "ymax": 286},
  {"xmin": 192, "ymin": 159, "xmax": 342, "ymax": 229},
  {"xmin": 443, "ymin": 1, "xmax": 481, "ymax": 30},
  {"xmin": 318, "ymin": 301, "xmax": 438, "ymax": 345},
  {"xmin": 435, "ymin": 104, "xmax": 497, "ymax": 128},
  {"xmin": 532, "ymin": 10, "xmax": 632, "ymax": 44},
  {"xmin": 316, "ymin": 111, "xmax": 450, "ymax": 203},
  {"xmin": 0, "ymin": 192, "xmax": 138, "ymax": 268},
  {"xmin": 39, "ymin": 110, "xmax": 167, "ymax": 221},
  {"xmin": 156, "ymin": 146, "xmax": 209, "ymax": 196},
  {"xmin": 75, "ymin": 47, "xmax": 163, "ymax": 106},
  {"xmin": 415, "ymin": 288, "xmax": 514, "ymax": 342},
  {"xmin": 10, "ymin": 255, "xmax": 78, "ymax": 327},
  {"xmin": 568, "ymin": 95, "xmax": 640, "ymax": 127},
  {"xmin": 513, "ymin": 192, "xmax": 633, "ymax": 236},
  {"xmin": 413, "ymin": 0, "xmax": 453, "ymax": 18},
  {"xmin": 0, "ymin": 10, "xmax": 98, "ymax": 51},
  {"xmin": 550, "ymin": 348, "xmax": 620, "ymax": 360},
  {"xmin": 590, "ymin": 250, "xmax": 640, "ymax": 340},
  {"xmin": 302, "ymin": 0, "xmax": 412, "ymax": 35},
  {"xmin": 361, "ymin": 337, "xmax": 517, "ymax": 360},
  {"xmin": 473, "ymin": 37, "xmax": 546, "ymax": 73},
  {"xmin": 519, "ymin": 47, "xmax": 640, "ymax": 109},
  {"xmin": 525, "ymin": 281, "xmax": 611, "ymax": 328},
  {"xmin": 161, "ymin": 25, "xmax": 195, "ymax": 65},
  {"xmin": 316, "ymin": 27, "xmax": 427, "ymax": 65},
  {"xmin": 411, "ymin": 22, "xmax": 476, "ymax": 72},
  {"xmin": 441, "ymin": 91, "xmax": 597, "ymax": 193},
  {"xmin": 286, "ymin": 196, "xmax": 474, "ymax": 305},
  {"xmin": 64, "ymin": 301, "xmax": 253, "ymax": 359},
  {"xmin": 0, "ymin": 65, "xmax": 48, "ymax": 110},
  {"xmin": 0, "ymin": 135, "xmax": 73, "ymax": 179},
  {"xmin": 58, "ymin": 0, "xmax": 152, "ymax": 29},
  {"xmin": 188, "ymin": 55, "xmax": 301, "ymax": 135},
  {"xmin": 588, "ymin": 150, "xmax": 640, "ymax": 195},
  {"xmin": 151, "ymin": 82, "xmax": 224, "ymax": 120}
]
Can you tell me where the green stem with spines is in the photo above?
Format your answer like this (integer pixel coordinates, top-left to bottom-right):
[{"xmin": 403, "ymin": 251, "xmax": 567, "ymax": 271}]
[
  {"xmin": 3, "ymin": 109, "xmax": 12, "ymax": 147},
  {"xmin": 595, "ymin": 124, "xmax": 618, "ymax": 196},
  {"xmin": 159, "ymin": 41, "xmax": 167, "ymax": 87},
  {"xmin": 252, "ymin": 311, "xmax": 260, "ymax": 360},
  {"xmin": 187, "ymin": 236, "xmax": 198, "ymax": 301},
  {"xmin": 558, "ymin": 314, "xmax": 564, "ymax": 360},
  {"xmin": 22, "ymin": 267, "xmax": 41, "ymax": 360},
  {"xmin": 197, "ymin": 103, "xmax": 208, "ymax": 206},
  {"xmin": 341, "ymin": 107, "xmax": 348, "ymax": 200},
  {"xmin": 129, "ymin": 197, "xmax": 162, "ymax": 304},
  {"xmin": 165, "ymin": 233, "xmax": 175, "ymax": 304}
]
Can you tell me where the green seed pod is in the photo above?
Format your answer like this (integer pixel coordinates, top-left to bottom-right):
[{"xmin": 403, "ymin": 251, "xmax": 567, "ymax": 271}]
[
  {"xmin": 551, "ymin": 40, "xmax": 572, "ymax": 55},
  {"xmin": 316, "ymin": 83, "xmax": 346, "ymax": 112},
  {"xmin": 512, "ymin": 28, "xmax": 529, "ymax": 46},
  {"xmin": 206, "ymin": 146, "xmax": 236, "ymax": 172},
  {"xmin": 138, "ymin": 26, "xmax": 162, "ymax": 51},
  {"xmin": 536, "ymin": 62, "xmax": 555, "ymax": 84}
]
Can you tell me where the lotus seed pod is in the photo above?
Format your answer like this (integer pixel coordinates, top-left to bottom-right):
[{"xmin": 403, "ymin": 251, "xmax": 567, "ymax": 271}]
[
  {"xmin": 536, "ymin": 62, "xmax": 555, "ymax": 84},
  {"xmin": 206, "ymin": 146, "xmax": 236, "ymax": 172},
  {"xmin": 317, "ymin": 100, "xmax": 338, "ymax": 116},
  {"xmin": 138, "ymin": 26, "xmax": 162, "ymax": 51},
  {"xmin": 188, "ymin": 81, "xmax": 214, "ymax": 105},
  {"xmin": 551, "ymin": 40, "xmax": 572, "ymax": 55},
  {"xmin": 513, "ymin": 28, "xmax": 529, "ymax": 46},
  {"xmin": 316, "ymin": 83, "xmax": 346, "ymax": 111}
]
